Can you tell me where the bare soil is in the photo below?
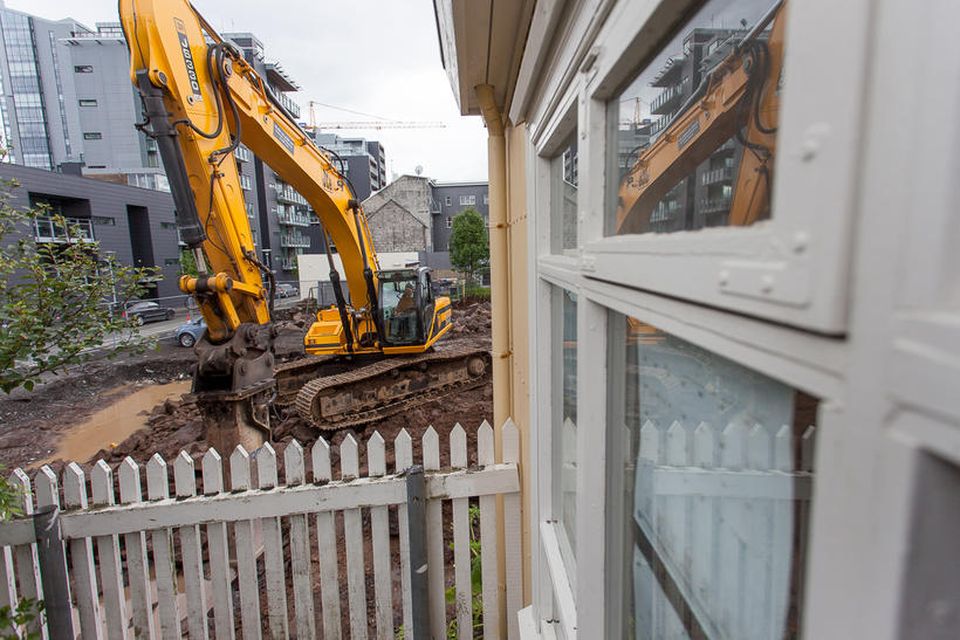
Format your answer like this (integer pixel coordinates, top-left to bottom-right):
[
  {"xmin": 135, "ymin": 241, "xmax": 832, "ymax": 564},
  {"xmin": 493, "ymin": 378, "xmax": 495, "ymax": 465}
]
[{"xmin": 0, "ymin": 300, "xmax": 493, "ymax": 474}]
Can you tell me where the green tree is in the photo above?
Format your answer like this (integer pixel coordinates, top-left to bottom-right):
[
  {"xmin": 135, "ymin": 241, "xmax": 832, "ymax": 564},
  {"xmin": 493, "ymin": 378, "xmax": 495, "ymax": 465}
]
[
  {"xmin": 0, "ymin": 179, "xmax": 155, "ymax": 393},
  {"xmin": 449, "ymin": 208, "xmax": 489, "ymax": 291}
]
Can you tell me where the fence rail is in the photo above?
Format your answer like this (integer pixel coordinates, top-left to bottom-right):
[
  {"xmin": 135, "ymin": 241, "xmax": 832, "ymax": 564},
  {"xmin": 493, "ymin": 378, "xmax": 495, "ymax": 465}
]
[{"xmin": 0, "ymin": 420, "xmax": 522, "ymax": 640}]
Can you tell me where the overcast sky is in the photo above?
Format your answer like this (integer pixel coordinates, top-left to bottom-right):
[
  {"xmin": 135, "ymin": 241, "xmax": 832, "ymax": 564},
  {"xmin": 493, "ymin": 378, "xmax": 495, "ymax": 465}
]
[{"xmin": 5, "ymin": 0, "xmax": 489, "ymax": 182}]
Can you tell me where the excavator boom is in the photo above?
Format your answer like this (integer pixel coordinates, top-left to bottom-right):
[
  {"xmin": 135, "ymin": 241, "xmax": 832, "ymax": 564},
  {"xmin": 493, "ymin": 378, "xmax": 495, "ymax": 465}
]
[{"xmin": 120, "ymin": 0, "xmax": 476, "ymax": 449}]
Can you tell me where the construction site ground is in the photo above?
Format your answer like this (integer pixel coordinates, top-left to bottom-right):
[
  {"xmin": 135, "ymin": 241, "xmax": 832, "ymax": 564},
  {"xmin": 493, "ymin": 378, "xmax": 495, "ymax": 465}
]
[{"xmin": 0, "ymin": 300, "xmax": 493, "ymax": 473}]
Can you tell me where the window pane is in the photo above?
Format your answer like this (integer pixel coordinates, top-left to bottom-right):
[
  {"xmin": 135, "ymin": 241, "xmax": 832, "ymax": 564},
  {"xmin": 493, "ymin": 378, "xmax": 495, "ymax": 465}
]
[
  {"xmin": 550, "ymin": 131, "xmax": 578, "ymax": 252},
  {"xmin": 553, "ymin": 287, "xmax": 578, "ymax": 568},
  {"xmin": 607, "ymin": 0, "xmax": 786, "ymax": 236},
  {"xmin": 607, "ymin": 313, "xmax": 817, "ymax": 639}
]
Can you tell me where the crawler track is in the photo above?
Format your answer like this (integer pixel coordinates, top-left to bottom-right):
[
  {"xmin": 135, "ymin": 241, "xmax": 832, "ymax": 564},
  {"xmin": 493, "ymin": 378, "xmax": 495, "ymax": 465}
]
[{"xmin": 293, "ymin": 343, "xmax": 491, "ymax": 431}]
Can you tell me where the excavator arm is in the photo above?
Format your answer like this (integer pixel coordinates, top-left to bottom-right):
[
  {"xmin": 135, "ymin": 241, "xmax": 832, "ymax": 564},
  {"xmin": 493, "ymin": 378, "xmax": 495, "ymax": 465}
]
[
  {"xmin": 616, "ymin": 0, "xmax": 786, "ymax": 234},
  {"xmin": 120, "ymin": 0, "xmax": 467, "ymax": 449},
  {"xmin": 119, "ymin": 0, "xmax": 385, "ymax": 449}
]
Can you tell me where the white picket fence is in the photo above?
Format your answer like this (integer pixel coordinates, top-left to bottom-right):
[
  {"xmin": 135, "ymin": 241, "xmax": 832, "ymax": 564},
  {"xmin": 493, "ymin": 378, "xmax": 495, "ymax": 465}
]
[
  {"xmin": 632, "ymin": 420, "xmax": 815, "ymax": 640},
  {"xmin": 0, "ymin": 420, "xmax": 522, "ymax": 640}
]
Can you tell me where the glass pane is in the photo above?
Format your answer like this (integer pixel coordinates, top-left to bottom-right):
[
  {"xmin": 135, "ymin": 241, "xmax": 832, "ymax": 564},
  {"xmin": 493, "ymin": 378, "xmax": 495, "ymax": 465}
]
[
  {"xmin": 552, "ymin": 287, "xmax": 578, "ymax": 568},
  {"xmin": 607, "ymin": 314, "xmax": 817, "ymax": 639},
  {"xmin": 607, "ymin": 0, "xmax": 786, "ymax": 236},
  {"xmin": 380, "ymin": 273, "xmax": 420, "ymax": 344},
  {"xmin": 551, "ymin": 131, "xmax": 578, "ymax": 252}
]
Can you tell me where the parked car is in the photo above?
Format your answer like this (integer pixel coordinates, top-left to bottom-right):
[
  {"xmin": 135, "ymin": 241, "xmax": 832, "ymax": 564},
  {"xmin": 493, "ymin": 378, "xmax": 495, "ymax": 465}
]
[
  {"xmin": 175, "ymin": 318, "xmax": 206, "ymax": 348},
  {"xmin": 276, "ymin": 283, "xmax": 299, "ymax": 298},
  {"xmin": 124, "ymin": 301, "xmax": 175, "ymax": 325}
]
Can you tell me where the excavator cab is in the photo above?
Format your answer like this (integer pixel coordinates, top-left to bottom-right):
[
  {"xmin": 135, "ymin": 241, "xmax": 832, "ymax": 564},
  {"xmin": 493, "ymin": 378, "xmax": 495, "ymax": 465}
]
[{"xmin": 379, "ymin": 267, "xmax": 435, "ymax": 346}]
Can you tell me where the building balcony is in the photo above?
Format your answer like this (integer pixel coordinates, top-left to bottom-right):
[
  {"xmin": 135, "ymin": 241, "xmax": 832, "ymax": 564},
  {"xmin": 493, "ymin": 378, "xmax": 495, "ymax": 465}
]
[
  {"xmin": 700, "ymin": 195, "xmax": 732, "ymax": 215},
  {"xmin": 276, "ymin": 208, "xmax": 311, "ymax": 227},
  {"xmin": 651, "ymin": 84, "xmax": 683, "ymax": 115},
  {"xmin": 280, "ymin": 233, "xmax": 310, "ymax": 248},
  {"xmin": 701, "ymin": 166, "xmax": 732, "ymax": 186},
  {"xmin": 279, "ymin": 258, "xmax": 298, "ymax": 271},
  {"xmin": 34, "ymin": 216, "xmax": 95, "ymax": 243},
  {"xmin": 275, "ymin": 186, "xmax": 308, "ymax": 206}
]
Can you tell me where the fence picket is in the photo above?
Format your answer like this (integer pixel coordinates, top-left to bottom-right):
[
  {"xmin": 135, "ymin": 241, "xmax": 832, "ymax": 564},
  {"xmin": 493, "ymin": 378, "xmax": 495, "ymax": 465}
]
[
  {"xmin": 256, "ymin": 443, "xmax": 289, "ymax": 639},
  {"xmin": 311, "ymin": 438, "xmax": 340, "ymax": 640},
  {"xmin": 770, "ymin": 425, "xmax": 793, "ymax": 638},
  {"xmin": 422, "ymin": 426, "xmax": 446, "ymax": 639},
  {"xmin": 284, "ymin": 441, "xmax": 317, "ymax": 640},
  {"xmin": 0, "ymin": 543, "xmax": 16, "ymax": 614},
  {"xmin": 450, "ymin": 424, "xmax": 473, "ymax": 639},
  {"xmin": 91, "ymin": 461, "xmax": 128, "ymax": 640},
  {"xmin": 201, "ymin": 449, "xmax": 235, "ymax": 640},
  {"xmin": 341, "ymin": 435, "xmax": 368, "ymax": 640},
  {"xmin": 367, "ymin": 432, "xmax": 393, "ymax": 640},
  {"xmin": 691, "ymin": 422, "xmax": 717, "ymax": 620},
  {"xmin": 503, "ymin": 419, "xmax": 522, "ymax": 640},
  {"xmin": 146, "ymin": 455, "xmax": 181, "ymax": 640},
  {"xmin": 119, "ymin": 457, "xmax": 156, "ymax": 640},
  {"xmin": 229, "ymin": 446, "xmax": 262, "ymax": 640},
  {"xmin": 747, "ymin": 424, "xmax": 774, "ymax": 636},
  {"xmin": 173, "ymin": 452, "xmax": 208, "ymax": 640},
  {"xmin": 477, "ymin": 421, "xmax": 502, "ymax": 640},
  {"xmin": 719, "ymin": 422, "xmax": 748, "ymax": 636},
  {"xmin": 8, "ymin": 469, "xmax": 43, "ymax": 639},
  {"xmin": 395, "ymin": 429, "xmax": 414, "ymax": 637},
  {"xmin": 637, "ymin": 421, "xmax": 660, "ymax": 634},
  {"xmin": 34, "ymin": 467, "xmax": 62, "ymax": 640}
]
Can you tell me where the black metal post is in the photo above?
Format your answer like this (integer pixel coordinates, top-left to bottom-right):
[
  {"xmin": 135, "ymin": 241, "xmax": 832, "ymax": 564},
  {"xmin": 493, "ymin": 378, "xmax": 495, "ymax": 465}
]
[
  {"xmin": 405, "ymin": 465, "xmax": 429, "ymax": 639},
  {"xmin": 32, "ymin": 505, "xmax": 74, "ymax": 640}
]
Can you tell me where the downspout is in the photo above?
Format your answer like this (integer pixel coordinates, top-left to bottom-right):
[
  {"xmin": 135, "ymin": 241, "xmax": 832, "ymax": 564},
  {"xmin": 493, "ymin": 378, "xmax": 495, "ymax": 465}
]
[
  {"xmin": 477, "ymin": 81, "xmax": 513, "ymax": 638},
  {"xmin": 476, "ymin": 84, "xmax": 513, "ymax": 432}
]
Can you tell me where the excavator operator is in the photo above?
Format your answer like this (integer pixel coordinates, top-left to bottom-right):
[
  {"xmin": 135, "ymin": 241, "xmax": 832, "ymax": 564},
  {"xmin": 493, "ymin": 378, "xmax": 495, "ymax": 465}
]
[{"xmin": 391, "ymin": 284, "xmax": 418, "ymax": 341}]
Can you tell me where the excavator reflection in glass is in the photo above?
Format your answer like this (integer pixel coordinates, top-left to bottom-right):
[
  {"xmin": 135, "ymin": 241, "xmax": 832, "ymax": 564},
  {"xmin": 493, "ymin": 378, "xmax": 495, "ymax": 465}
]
[{"xmin": 616, "ymin": 0, "xmax": 786, "ymax": 235}]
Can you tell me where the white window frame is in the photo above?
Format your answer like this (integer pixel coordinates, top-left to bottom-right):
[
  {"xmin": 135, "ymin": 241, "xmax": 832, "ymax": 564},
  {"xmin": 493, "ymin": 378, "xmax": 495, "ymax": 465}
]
[
  {"xmin": 521, "ymin": 0, "xmax": 881, "ymax": 637},
  {"xmin": 572, "ymin": 0, "xmax": 874, "ymax": 335}
]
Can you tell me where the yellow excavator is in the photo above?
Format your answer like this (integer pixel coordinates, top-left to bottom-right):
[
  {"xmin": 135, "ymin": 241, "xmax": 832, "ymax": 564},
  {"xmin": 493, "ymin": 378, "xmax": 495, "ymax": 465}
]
[
  {"xmin": 119, "ymin": 0, "xmax": 489, "ymax": 451},
  {"xmin": 616, "ymin": 0, "xmax": 786, "ymax": 234}
]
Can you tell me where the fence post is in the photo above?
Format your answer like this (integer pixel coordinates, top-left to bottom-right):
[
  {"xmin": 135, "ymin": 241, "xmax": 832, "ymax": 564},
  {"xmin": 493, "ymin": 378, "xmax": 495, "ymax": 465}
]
[
  {"xmin": 405, "ymin": 465, "xmax": 430, "ymax": 639},
  {"xmin": 32, "ymin": 505, "xmax": 74, "ymax": 640}
]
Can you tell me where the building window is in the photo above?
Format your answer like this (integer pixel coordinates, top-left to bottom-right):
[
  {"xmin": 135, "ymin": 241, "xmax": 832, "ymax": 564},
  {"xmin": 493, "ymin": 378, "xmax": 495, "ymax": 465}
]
[
  {"xmin": 459, "ymin": 194, "xmax": 476, "ymax": 206},
  {"xmin": 83, "ymin": 132, "xmax": 102, "ymax": 140},
  {"xmin": 73, "ymin": 65, "xmax": 93, "ymax": 73},
  {"xmin": 551, "ymin": 129, "xmax": 578, "ymax": 252},
  {"xmin": 553, "ymin": 287, "xmax": 578, "ymax": 573},
  {"xmin": 444, "ymin": 196, "xmax": 452, "ymax": 206},
  {"xmin": 483, "ymin": 193, "xmax": 489, "ymax": 205},
  {"xmin": 78, "ymin": 99, "xmax": 97, "ymax": 107},
  {"xmin": 92, "ymin": 216, "xmax": 115, "ymax": 226},
  {"xmin": 606, "ymin": 313, "xmax": 817, "ymax": 639},
  {"xmin": 607, "ymin": 0, "xmax": 783, "ymax": 236},
  {"xmin": 160, "ymin": 222, "xmax": 177, "ymax": 230},
  {"xmin": 240, "ymin": 174, "xmax": 252, "ymax": 191},
  {"xmin": 163, "ymin": 258, "xmax": 180, "ymax": 266},
  {"xmin": 446, "ymin": 216, "xmax": 453, "ymax": 229}
]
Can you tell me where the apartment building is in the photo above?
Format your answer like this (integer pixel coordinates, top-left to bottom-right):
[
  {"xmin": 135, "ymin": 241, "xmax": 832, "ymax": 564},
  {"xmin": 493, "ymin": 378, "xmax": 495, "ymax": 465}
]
[
  {"xmin": 0, "ymin": 162, "xmax": 180, "ymax": 298},
  {"xmin": 312, "ymin": 132, "xmax": 386, "ymax": 201}
]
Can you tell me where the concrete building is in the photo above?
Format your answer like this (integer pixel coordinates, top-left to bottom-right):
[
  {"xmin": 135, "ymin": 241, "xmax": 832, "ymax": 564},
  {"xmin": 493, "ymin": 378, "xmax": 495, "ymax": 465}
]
[
  {"xmin": 0, "ymin": 162, "xmax": 180, "ymax": 298},
  {"xmin": 0, "ymin": 4, "xmax": 89, "ymax": 170},
  {"xmin": 312, "ymin": 132, "xmax": 386, "ymax": 202},
  {"xmin": 430, "ymin": 180, "xmax": 489, "ymax": 251},
  {"xmin": 361, "ymin": 175, "xmax": 434, "ymax": 253}
]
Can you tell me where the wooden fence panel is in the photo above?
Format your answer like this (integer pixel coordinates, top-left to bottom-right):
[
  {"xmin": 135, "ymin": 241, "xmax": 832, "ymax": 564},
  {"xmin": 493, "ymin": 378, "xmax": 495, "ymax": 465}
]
[
  {"xmin": 367, "ymin": 432, "xmax": 394, "ymax": 640},
  {"xmin": 285, "ymin": 441, "xmax": 317, "ymax": 640},
  {"xmin": 146, "ymin": 454, "xmax": 181, "ymax": 640},
  {"xmin": 394, "ymin": 429, "xmax": 414, "ymax": 638},
  {"xmin": 450, "ymin": 423, "xmax": 473, "ymax": 639},
  {"xmin": 91, "ymin": 461, "xmax": 128, "ymax": 640},
  {"xmin": 312, "ymin": 437, "xmax": 341, "ymax": 640},
  {"xmin": 341, "ymin": 435, "xmax": 368, "ymax": 640},
  {"xmin": 477, "ymin": 420, "xmax": 502, "ymax": 640},
  {"xmin": 257, "ymin": 443, "xmax": 289, "ymax": 640},
  {"xmin": 0, "ymin": 423, "xmax": 523, "ymax": 640},
  {"xmin": 174, "ymin": 452, "xmax": 208, "ymax": 640},
  {"xmin": 229, "ymin": 446, "xmax": 262, "ymax": 640}
]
